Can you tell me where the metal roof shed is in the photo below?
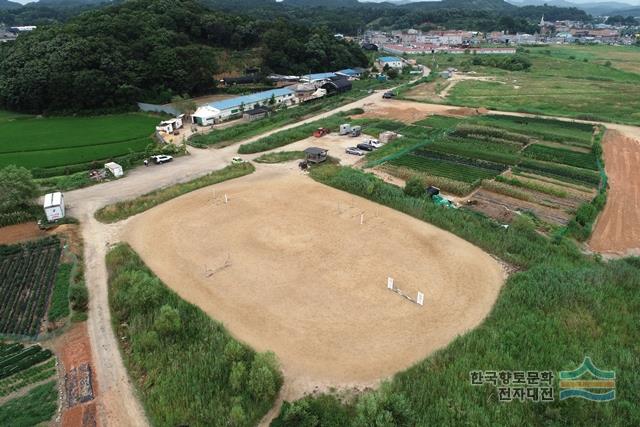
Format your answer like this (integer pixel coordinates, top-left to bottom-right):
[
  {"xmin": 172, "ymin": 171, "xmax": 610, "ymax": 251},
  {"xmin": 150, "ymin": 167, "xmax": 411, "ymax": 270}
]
[{"xmin": 303, "ymin": 147, "xmax": 328, "ymax": 164}]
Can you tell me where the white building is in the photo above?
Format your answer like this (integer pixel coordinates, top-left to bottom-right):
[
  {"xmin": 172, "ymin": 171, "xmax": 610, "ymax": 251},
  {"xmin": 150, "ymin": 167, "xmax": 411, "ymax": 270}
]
[
  {"xmin": 191, "ymin": 88, "xmax": 296, "ymax": 125},
  {"xmin": 377, "ymin": 56, "xmax": 404, "ymax": 69}
]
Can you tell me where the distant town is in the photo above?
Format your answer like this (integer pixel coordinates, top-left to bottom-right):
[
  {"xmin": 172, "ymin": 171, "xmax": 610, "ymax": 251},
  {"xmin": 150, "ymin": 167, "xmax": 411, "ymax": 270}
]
[{"xmin": 359, "ymin": 17, "xmax": 639, "ymax": 56}]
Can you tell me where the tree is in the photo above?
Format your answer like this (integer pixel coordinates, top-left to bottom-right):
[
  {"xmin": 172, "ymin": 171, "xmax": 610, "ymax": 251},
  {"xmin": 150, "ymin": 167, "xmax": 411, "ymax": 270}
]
[
  {"xmin": 386, "ymin": 68, "xmax": 399, "ymax": 79},
  {"xmin": 248, "ymin": 352, "xmax": 280, "ymax": 400},
  {"xmin": 153, "ymin": 305, "xmax": 181, "ymax": 337},
  {"xmin": 269, "ymin": 93, "xmax": 276, "ymax": 106},
  {"xmin": 403, "ymin": 176, "xmax": 423, "ymax": 198},
  {"xmin": 0, "ymin": 165, "xmax": 38, "ymax": 214},
  {"xmin": 171, "ymin": 95, "xmax": 197, "ymax": 118}
]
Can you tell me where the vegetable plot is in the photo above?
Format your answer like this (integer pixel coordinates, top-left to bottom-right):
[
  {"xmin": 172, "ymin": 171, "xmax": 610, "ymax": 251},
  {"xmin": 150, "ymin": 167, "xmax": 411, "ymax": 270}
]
[{"xmin": 0, "ymin": 238, "xmax": 62, "ymax": 337}]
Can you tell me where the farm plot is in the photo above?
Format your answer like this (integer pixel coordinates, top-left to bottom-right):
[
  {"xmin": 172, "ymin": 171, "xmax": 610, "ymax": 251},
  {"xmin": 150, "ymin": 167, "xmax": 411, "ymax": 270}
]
[
  {"xmin": 523, "ymin": 144, "xmax": 597, "ymax": 170},
  {"xmin": 123, "ymin": 170, "xmax": 505, "ymax": 398},
  {"xmin": 0, "ymin": 342, "xmax": 58, "ymax": 427},
  {"xmin": 0, "ymin": 113, "xmax": 156, "ymax": 171},
  {"xmin": 0, "ymin": 238, "xmax": 62, "ymax": 337},
  {"xmin": 389, "ymin": 153, "xmax": 500, "ymax": 184}
]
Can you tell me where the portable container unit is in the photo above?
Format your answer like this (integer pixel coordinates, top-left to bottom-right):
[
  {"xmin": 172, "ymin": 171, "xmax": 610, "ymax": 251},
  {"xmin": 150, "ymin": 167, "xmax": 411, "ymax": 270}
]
[
  {"xmin": 350, "ymin": 126, "xmax": 362, "ymax": 137},
  {"xmin": 379, "ymin": 131, "xmax": 399, "ymax": 144},
  {"xmin": 339, "ymin": 123, "xmax": 351, "ymax": 135},
  {"xmin": 104, "ymin": 162, "xmax": 124, "ymax": 178},
  {"xmin": 43, "ymin": 192, "xmax": 65, "ymax": 222}
]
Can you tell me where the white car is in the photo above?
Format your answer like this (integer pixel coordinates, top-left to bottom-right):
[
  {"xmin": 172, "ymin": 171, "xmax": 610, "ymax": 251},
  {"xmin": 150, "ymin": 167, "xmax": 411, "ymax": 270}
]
[
  {"xmin": 150, "ymin": 155, "xmax": 173, "ymax": 164},
  {"xmin": 232, "ymin": 157, "xmax": 244, "ymax": 164},
  {"xmin": 364, "ymin": 139, "xmax": 383, "ymax": 149}
]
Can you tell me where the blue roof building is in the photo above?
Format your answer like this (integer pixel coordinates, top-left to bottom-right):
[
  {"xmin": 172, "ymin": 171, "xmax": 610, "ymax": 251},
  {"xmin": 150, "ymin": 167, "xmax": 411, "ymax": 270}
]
[
  {"xmin": 208, "ymin": 88, "xmax": 295, "ymax": 112},
  {"xmin": 378, "ymin": 56, "xmax": 402, "ymax": 63},
  {"xmin": 300, "ymin": 72, "xmax": 337, "ymax": 83}
]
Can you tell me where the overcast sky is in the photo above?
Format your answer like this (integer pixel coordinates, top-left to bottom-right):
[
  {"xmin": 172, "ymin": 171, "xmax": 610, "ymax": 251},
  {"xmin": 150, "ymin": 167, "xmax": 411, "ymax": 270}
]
[{"xmin": 12, "ymin": 0, "xmax": 640, "ymax": 6}]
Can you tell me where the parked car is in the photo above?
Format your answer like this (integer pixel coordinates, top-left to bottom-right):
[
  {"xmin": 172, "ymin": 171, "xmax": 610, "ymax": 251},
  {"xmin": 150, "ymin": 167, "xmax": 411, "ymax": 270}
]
[
  {"xmin": 383, "ymin": 91, "xmax": 396, "ymax": 99},
  {"xmin": 232, "ymin": 157, "xmax": 244, "ymax": 164},
  {"xmin": 356, "ymin": 143, "xmax": 374, "ymax": 152},
  {"xmin": 364, "ymin": 139, "xmax": 383, "ymax": 148},
  {"xmin": 345, "ymin": 147, "xmax": 365, "ymax": 156},
  {"xmin": 151, "ymin": 155, "xmax": 173, "ymax": 164}
]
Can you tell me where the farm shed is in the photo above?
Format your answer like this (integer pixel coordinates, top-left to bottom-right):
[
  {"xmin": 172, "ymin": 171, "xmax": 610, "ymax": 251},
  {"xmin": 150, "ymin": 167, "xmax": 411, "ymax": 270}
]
[
  {"xmin": 193, "ymin": 88, "xmax": 296, "ymax": 124},
  {"xmin": 304, "ymin": 147, "xmax": 328, "ymax": 164},
  {"xmin": 243, "ymin": 106, "xmax": 270, "ymax": 122},
  {"xmin": 336, "ymin": 68, "xmax": 366, "ymax": 79},
  {"xmin": 156, "ymin": 115, "xmax": 184, "ymax": 132},
  {"xmin": 321, "ymin": 77, "xmax": 352, "ymax": 94}
]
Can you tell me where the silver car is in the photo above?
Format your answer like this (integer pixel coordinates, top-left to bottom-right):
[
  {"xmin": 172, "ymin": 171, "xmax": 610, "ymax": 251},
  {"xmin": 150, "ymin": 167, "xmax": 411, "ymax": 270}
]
[{"xmin": 345, "ymin": 147, "xmax": 365, "ymax": 156}]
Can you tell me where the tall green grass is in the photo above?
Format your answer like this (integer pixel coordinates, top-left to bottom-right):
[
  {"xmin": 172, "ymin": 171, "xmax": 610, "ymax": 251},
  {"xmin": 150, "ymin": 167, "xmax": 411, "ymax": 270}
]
[
  {"xmin": 0, "ymin": 380, "xmax": 58, "ymax": 427},
  {"xmin": 106, "ymin": 244, "xmax": 282, "ymax": 427}
]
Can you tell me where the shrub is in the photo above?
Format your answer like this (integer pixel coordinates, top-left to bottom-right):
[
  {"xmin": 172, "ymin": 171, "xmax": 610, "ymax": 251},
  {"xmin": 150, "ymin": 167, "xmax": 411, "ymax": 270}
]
[
  {"xmin": 403, "ymin": 176, "xmax": 424, "ymax": 198},
  {"xmin": 68, "ymin": 283, "xmax": 88, "ymax": 311},
  {"xmin": 153, "ymin": 305, "xmax": 181, "ymax": 337}
]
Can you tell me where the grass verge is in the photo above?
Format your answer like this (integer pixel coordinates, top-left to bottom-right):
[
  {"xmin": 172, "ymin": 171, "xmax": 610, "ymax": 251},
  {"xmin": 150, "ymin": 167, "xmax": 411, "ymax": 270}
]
[
  {"xmin": 254, "ymin": 151, "xmax": 305, "ymax": 164},
  {"xmin": 95, "ymin": 163, "xmax": 255, "ymax": 223}
]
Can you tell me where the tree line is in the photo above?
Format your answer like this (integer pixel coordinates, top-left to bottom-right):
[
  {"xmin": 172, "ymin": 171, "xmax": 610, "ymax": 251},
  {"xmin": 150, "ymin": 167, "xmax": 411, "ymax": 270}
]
[{"xmin": 0, "ymin": 0, "xmax": 368, "ymax": 113}]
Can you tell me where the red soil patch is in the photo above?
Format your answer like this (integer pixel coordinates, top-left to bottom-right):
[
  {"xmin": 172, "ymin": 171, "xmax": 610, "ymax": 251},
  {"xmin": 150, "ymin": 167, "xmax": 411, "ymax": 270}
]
[
  {"xmin": 54, "ymin": 323, "xmax": 99, "ymax": 427},
  {"xmin": 589, "ymin": 130, "xmax": 640, "ymax": 255},
  {"xmin": 0, "ymin": 222, "xmax": 46, "ymax": 245}
]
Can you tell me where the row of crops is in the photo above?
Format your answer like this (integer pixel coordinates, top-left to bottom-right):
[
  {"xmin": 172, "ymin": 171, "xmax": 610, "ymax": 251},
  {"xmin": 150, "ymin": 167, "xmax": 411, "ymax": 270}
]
[
  {"xmin": 382, "ymin": 114, "xmax": 600, "ymax": 195},
  {"xmin": 0, "ymin": 238, "xmax": 62, "ymax": 337},
  {"xmin": 0, "ymin": 342, "xmax": 58, "ymax": 426}
]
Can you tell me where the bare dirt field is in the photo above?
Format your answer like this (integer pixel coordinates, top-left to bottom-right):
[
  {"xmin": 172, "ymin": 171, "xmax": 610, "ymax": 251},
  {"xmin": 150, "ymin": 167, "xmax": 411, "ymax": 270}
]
[
  {"xmin": 123, "ymin": 168, "xmax": 505, "ymax": 399},
  {"xmin": 589, "ymin": 130, "xmax": 640, "ymax": 255},
  {"xmin": 354, "ymin": 99, "xmax": 480, "ymax": 123},
  {"xmin": 0, "ymin": 222, "xmax": 46, "ymax": 244}
]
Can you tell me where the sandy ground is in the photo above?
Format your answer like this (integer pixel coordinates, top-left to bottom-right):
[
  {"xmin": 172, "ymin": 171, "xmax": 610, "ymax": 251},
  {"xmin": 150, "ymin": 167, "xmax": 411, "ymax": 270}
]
[
  {"xmin": 589, "ymin": 130, "xmax": 640, "ymax": 255},
  {"xmin": 280, "ymin": 132, "xmax": 375, "ymax": 166},
  {"xmin": 354, "ymin": 99, "xmax": 479, "ymax": 123},
  {"xmin": 122, "ymin": 168, "xmax": 505, "ymax": 400}
]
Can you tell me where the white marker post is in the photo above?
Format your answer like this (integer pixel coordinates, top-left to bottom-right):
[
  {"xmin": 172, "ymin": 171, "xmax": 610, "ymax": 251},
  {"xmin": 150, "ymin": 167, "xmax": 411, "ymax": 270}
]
[
  {"xmin": 387, "ymin": 277, "xmax": 394, "ymax": 290},
  {"xmin": 360, "ymin": 213, "xmax": 364, "ymax": 225},
  {"xmin": 416, "ymin": 291, "xmax": 425, "ymax": 306},
  {"xmin": 224, "ymin": 194, "xmax": 228, "ymax": 204}
]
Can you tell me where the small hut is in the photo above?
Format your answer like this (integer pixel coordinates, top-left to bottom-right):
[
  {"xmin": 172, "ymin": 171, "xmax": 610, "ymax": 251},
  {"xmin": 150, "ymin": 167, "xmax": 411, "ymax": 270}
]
[{"xmin": 303, "ymin": 147, "xmax": 328, "ymax": 164}]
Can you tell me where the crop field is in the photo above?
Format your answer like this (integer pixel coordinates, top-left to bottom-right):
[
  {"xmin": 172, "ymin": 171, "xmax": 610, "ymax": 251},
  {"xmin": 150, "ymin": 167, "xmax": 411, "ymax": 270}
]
[
  {"xmin": 376, "ymin": 112, "xmax": 602, "ymax": 227},
  {"xmin": 0, "ymin": 342, "xmax": 57, "ymax": 427},
  {"xmin": 0, "ymin": 238, "xmax": 62, "ymax": 337},
  {"xmin": 390, "ymin": 152, "xmax": 502, "ymax": 183},
  {"xmin": 0, "ymin": 113, "xmax": 156, "ymax": 170},
  {"xmin": 440, "ymin": 47, "xmax": 640, "ymax": 125}
]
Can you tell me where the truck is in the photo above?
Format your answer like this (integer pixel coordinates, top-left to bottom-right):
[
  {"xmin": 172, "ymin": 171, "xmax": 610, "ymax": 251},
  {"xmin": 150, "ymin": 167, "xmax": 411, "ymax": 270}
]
[
  {"xmin": 313, "ymin": 127, "xmax": 331, "ymax": 137},
  {"xmin": 43, "ymin": 192, "xmax": 65, "ymax": 222},
  {"xmin": 426, "ymin": 186, "xmax": 455, "ymax": 208}
]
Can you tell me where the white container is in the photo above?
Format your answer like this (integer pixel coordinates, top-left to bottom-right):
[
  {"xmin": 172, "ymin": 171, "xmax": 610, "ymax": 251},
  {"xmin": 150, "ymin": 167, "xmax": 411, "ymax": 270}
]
[
  {"xmin": 104, "ymin": 162, "xmax": 124, "ymax": 178},
  {"xmin": 339, "ymin": 123, "xmax": 351, "ymax": 135},
  {"xmin": 43, "ymin": 192, "xmax": 65, "ymax": 222}
]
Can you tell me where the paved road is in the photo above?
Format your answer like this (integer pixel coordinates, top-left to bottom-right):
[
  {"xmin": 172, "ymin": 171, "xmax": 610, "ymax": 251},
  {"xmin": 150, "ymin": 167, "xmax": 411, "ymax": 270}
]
[{"xmin": 67, "ymin": 66, "xmax": 640, "ymax": 426}]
